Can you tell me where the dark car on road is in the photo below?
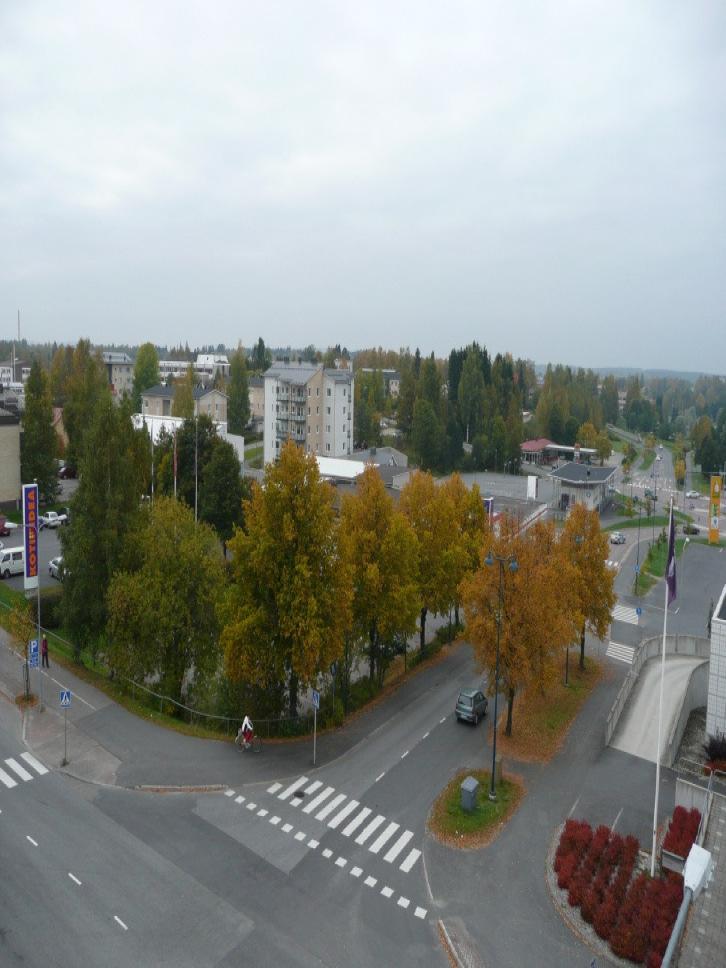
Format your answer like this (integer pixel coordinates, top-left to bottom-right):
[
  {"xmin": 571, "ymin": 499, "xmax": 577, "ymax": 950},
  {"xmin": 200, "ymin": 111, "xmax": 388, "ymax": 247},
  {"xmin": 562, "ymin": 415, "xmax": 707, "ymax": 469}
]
[
  {"xmin": 455, "ymin": 688, "xmax": 488, "ymax": 725},
  {"xmin": 682, "ymin": 523, "xmax": 700, "ymax": 535}
]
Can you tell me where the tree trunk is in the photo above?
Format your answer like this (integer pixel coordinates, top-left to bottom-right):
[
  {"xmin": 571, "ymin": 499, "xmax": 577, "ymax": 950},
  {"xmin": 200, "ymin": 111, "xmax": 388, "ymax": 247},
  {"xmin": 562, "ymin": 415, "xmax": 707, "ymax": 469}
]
[
  {"xmin": 505, "ymin": 687, "xmax": 515, "ymax": 737},
  {"xmin": 369, "ymin": 623, "xmax": 378, "ymax": 683},
  {"xmin": 579, "ymin": 623, "xmax": 586, "ymax": 671},
  {"xmin": 419, "ymin": 607, "xmax": 427, "ymax": 654},
  {"xmin": 454, "ymin": 602, "xmax": 460, "ymax": 627},
  {"xmin": 288, "ymin": 671, "xmax": 299, "ymax": 719}
]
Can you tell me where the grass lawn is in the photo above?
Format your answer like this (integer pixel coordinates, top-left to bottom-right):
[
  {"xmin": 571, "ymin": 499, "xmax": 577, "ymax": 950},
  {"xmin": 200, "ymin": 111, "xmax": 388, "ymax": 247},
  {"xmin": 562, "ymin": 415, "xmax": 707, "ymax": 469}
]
[
  {"xmin": 496, "ymin": 657, "xmax": 604, "ymax": 763},
  {"xmin": 604, "ymin": 515, "xmax": 670, "ymax": 531},
  {"xmin": 640, "ymin": 450, "xmax": 655, "ymax": 471},
  {"xmin": 428, "ymin": 768, "xmax": 524, "ymax": 847},
  {"xmin": 689, "ymin": 470, "xmax": 710, "ymax": 494}
]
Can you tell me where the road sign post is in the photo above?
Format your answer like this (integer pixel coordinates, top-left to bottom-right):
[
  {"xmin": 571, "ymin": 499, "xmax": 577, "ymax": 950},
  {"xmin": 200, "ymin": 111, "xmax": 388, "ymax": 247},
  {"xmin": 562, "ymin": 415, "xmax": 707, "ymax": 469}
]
[
  {"xmin": 312, "ymin": 689, "xmax": 320, "ymax": 766},
  {"xmin": 60, "ymin": 689, "xmax": 71, "ymax": 765}
]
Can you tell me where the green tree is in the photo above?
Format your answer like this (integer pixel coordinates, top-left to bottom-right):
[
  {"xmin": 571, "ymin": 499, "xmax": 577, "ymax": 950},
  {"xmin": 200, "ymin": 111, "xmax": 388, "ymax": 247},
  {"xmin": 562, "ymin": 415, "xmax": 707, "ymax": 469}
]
[
  {"xmin": 458, "ymin": 347, "xmax": 485, "ymax": 441},
  {"xmin": 221, "ymin": 441, "xmax": 349, "ymax": 718},
  {"xmin": 340, "ymin": 467, "xmax": 419, "ymax": 686},
  {"xmin": 420, "ymin": 354, "xmax": 441, "ymax": 410},
  {"xmin": 399, "ymin": 471, "xmax": 459, "ymax": 652},
  {"xmin": 21, "ymin": 360, "xmax": 58, "ymax": 501},
  {"xmin": 251, "ymin": 337, "xmax": 271, "ymax": 373},
  {"xmin": 49, "ymin": 344, "xmax": 74, "ymax": 406},
  {"xmin": 600, "ymin": 375, "xmax": 619, "ymax": 425},
  {"xmin": 60, "ymin": 400, "xmax": 150, "ymax": 655},
  {"xmin": 132, "ymin": 343, "xmax": 159, "ymax": 411},
  {"xmin": 63, "ymin": 339, "xmax": 110, "ymax": 468},
  {"xmin": 397, "ymin": 368, "xmax": 417, "ymax": 437},
  {"xmin": 227, "ymin": 347, "xmax": 250, "ymax": 434},
  {"xmin": 199, "ymin": 439, "xmax": 245, "ymax": 547},
  {"xmin": 173, "ymin": 364, "xmax": 195, "ymax": 419},
  {"xmin": 412, "ymin": 398, "xmax": 442, "ymax": 470},
  {"xmin": 107, "ymin": 497, "xmax": 225, "ymax": 702},
  {"xmin": 595, "ymin": 432, "xmax": 612, "ymax": 465}
]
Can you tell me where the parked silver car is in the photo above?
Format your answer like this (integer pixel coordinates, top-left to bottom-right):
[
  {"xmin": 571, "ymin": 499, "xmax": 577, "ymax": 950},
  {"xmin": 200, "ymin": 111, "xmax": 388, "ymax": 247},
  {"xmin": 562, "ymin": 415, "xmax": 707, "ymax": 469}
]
[
  {"xmin": 49, "ymin": 556, "xmax": 64, "ymax": 581},
  {"xmin": 455, "ymin": 688, "xmax": 488, "ymax": 725}
]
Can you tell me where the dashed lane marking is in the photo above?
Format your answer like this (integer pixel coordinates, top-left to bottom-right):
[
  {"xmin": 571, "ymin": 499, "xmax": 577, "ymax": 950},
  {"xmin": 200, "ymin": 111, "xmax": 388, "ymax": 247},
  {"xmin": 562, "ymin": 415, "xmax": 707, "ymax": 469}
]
[
  {"xmin": 282, "ymin": 823, "xmax": 293, "ymax": 833},
  {"xmin": 269, "ymin": 816, "xmax": 281, "ymax": 826},
  {"xmin": 351, "ymin": 866, "xmax": 363, "ymax": 878},
  {"xmin": 415, "ymin": 906, "xmax": 427, "ymax": 920},
  {"xmin": 401, "ymin": 751, "xmax": 409, "ymax": 759},
  {"xmin": 364, "ymin": 876, "xmax": 377, "ymax": 888},
  {"xmin": 224, "ymin": 789, "xmax": 235, "ymax": 797},
  {"xmin": 68, "ymin": 873, "xmax": 82, "ymax": 886},
  {"xmin": 381, "ymin": 886, "xmax": 394, "ymax": 898},
  {"xmin": 398, "ymin": 896, "xmax": 410, "ymax": 909},
  {"xmin": 114, "ymin": 916, "xmax": 128, "ymax": 931},
  {"xmin": 26, "ymin": 835, "xmax": 38, "ymax": 847},
  {"xmin": 374, "ymin": 772, "xmax": 385, "ymax": 783},
  {"xmin": 294, "ymin": 831, "xmax": 306, "ymax": 841},
  {"xmin": 235, "ymin": 795, "xmax": 244, "ymax": 804},
  {"xmin": 335, "ymin": 856, "xmax": 347, "ymax": 868}
]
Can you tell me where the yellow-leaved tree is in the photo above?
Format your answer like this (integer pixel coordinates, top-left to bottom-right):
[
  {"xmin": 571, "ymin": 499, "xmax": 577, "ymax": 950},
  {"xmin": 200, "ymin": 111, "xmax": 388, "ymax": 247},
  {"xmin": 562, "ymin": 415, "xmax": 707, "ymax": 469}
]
[
  {"xmin": 220, "ymin": 441, "xmax": 350, "ymax": 718},
  {"xmin": 439, "ymin": 473, "xmax": 489, "ymax": 626}
]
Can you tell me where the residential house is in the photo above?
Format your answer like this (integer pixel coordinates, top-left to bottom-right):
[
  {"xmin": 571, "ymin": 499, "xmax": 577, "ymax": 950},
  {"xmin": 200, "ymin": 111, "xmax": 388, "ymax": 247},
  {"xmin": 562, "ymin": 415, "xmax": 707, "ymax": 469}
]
[
  {"xmin": 101, "ymin": 351, "xmax": 134, "ymax": 401},
  {"xmin": 140, "ymin": 384, "xmax": 228, "ymax": 423}
]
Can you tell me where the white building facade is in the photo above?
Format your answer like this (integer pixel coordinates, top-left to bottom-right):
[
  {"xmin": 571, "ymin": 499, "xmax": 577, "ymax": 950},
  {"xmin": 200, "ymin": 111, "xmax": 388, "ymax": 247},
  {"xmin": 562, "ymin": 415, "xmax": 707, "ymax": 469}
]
[{"xmin": 263, "ymin": 362, "xmax": 354, "ymax": 465}]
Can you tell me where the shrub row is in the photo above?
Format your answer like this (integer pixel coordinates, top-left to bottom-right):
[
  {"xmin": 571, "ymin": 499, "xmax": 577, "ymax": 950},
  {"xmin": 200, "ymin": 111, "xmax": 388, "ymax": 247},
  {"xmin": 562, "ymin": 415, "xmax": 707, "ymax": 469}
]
[
  {"xmin": 662, "ymin": 806, "xmax": 701, "ymax": 858},
  {"xmin": 554, "ymin": 819, "xmax": 683, "ymax": 965}
]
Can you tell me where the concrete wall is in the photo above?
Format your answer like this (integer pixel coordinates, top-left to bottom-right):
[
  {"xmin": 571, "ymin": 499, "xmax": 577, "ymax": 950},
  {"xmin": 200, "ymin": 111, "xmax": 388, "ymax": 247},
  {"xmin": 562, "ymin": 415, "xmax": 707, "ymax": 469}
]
[
  {"xmin": 664, "ymin": 660, "xmax": 709, "ymax": 768},
  {"xmin": 706, "ymin": 585, "xmax": 726, "ymax": 739},
  {"xmin": 606, "ymin": 634, "xmax": 711, "ymax": 747}
]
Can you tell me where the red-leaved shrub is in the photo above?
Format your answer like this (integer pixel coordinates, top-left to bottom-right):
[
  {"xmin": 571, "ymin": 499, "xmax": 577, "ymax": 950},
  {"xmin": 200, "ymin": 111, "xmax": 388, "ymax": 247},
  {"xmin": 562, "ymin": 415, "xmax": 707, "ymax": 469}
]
[{"xmin": 662, "ymin": 806, "xmax": 701, "ymax": 858}]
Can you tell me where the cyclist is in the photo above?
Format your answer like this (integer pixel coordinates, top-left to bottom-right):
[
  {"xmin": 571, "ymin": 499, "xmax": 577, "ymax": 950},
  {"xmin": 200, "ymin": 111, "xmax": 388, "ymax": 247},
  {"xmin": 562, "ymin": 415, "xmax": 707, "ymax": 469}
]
[{"xmin": 236, "ymin": 715, "xmax": 254, "ymax": 750}]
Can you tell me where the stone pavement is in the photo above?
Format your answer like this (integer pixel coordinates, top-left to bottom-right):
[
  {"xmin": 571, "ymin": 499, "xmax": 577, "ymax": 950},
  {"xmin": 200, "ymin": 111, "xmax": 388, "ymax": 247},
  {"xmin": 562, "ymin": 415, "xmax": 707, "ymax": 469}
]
[{"xmin": 678, "ymin": 793, "xmax": 726, "ymax": 966}]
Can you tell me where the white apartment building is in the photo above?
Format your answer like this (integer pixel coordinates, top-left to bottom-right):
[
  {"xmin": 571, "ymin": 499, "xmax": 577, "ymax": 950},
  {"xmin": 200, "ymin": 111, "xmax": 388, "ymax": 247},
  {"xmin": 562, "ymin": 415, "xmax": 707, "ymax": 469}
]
[
  {"xmin": 157, "ymin": 354, "xmax": 230, "ymax": 384},
  {"xmin": 263, "ymin": 362, "xmax": 354, "ymax": 465},
  {"xmin": 101, "ymin": 351, "xmax": 134, "ymax": 401}
]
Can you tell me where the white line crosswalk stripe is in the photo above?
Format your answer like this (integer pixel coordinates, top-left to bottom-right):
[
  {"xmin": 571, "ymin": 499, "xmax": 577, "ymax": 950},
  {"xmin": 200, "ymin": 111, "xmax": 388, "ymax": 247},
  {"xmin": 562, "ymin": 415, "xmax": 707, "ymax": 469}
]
[
  {"xmin": 399, "ymin": 848, "xmax": 421, "ymax": 873},
  {"xmin": 369, "ymin": 822, "xmax": 399, "ymax": 855},
  {"xmin": 355, "ymin": 814, "xmax": 385, "ymax": 845},
  {"xmin": 606, "ymin": 642, "xmax": 636, "ymax": 664},
  {"xmin": 384, "ymin": 830, "xmax": 414, "ymax": 863},
  {"xmin": 5, "ymin": 758, "xmax": 32, "ymax": 782},
  {"xmin": 303, "ymin": 786, "xmax": 335, "ymax": 814},
  {"xmin": 0, "ymin": 768, "xmax": 17, "ymax": 789},
  {"xmin": 266, "ymin": 782, "xmax": 282, "ymax": 795},
  {"xmin": 278, "ymin": 776, "xmax": 309, "ymax": 801},
  {"xmin": 20, "ymin": 752, "xmax": 48, "ymax": 775},
  {"xmin": 342, "ymin": 807, "xmax": 371, "ymax": 837},
  {"xmin": 612, "ymin": 604, "xmax": 639, "ymax": 625},
  {"xmin": 316, "ymin": 793, "xmax": 347, "ymax": 822},
  {"xmin": 327, "ymin": 799, "xmax": 359, "ymax": 829}
]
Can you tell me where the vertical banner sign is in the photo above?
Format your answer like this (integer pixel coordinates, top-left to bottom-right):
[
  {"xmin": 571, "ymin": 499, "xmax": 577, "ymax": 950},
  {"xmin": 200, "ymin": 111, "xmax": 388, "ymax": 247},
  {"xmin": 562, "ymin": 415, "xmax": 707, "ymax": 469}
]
[
  {"xmin": 483, "ymin": 497, "xmax": 494, "ymax": 522},
  {"xmin": 709, "ymin": 476, "xmax": 722, "ymax": 545},
  {"xmin": 22, "ymin": 483, "xmax": 39, "ymax": 591}
]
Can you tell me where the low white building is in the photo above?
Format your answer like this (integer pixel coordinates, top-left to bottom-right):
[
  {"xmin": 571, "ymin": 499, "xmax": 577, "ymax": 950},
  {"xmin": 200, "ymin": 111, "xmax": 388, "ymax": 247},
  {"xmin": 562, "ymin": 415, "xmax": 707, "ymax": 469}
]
[
  {"xmin": 707, "ymin": 585, "xmax": 726, "ymax": 740},
  {"xmin": 549, "ymin": 462, "xmax": 615, "ymax": 513}
]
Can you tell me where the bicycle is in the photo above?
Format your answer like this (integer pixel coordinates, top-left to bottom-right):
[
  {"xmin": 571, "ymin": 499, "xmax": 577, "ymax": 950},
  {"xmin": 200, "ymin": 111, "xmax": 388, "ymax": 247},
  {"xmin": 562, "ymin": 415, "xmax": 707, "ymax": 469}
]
[{"xmin": 235, "ymin": 729, "xmax": 262, "ymax": 753}]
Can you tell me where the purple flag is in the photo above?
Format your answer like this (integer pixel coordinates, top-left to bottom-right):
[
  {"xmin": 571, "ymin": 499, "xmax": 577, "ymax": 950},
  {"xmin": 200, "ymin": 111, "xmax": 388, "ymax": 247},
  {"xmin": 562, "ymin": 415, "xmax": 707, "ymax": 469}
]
[{"xmin": 666, "ymin": 506, "xmax": 677, "ymax": 605}]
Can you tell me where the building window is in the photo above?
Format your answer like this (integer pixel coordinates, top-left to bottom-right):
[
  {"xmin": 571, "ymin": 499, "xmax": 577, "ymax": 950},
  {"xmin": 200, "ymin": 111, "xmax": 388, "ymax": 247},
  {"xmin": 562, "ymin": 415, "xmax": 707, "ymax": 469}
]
[
  {"xmin": 316, "ymin": 425, "xmax": 319, "ymax": 434},
  {"xmin": 326, "ymin": 425, "xmax": 331, "ymax": 433},
  {"xmin": 307, "ymin": 387, "xmax": 311, "ymax": 396},
  {"xmin": 307, "ymin": 406, "xmax": 311, "ymax": 415},
  {"xmin": 343, "ymin": 406, "xmax": 346, "ymax": 414},
  {"xmin": 316, "ymin": 387, "xmax": 319, "ymax": 396},
  {"xmin": 327, "ymin": 388, "xmax": 331, "ymax": 396},
  {"xmin": 316, "ymin": 406, "xmax": 319, "ymax": 415},
  {"xmin": 308, "ymin": 425, "xmax": 311, "ymax": 433},
  {"xmin": 327, "ymin": 406, "xmax": 331, "ymax": 415},
  {"xmin": 343, "ymin": 388, "xmax": 347, "ymax": 398}
]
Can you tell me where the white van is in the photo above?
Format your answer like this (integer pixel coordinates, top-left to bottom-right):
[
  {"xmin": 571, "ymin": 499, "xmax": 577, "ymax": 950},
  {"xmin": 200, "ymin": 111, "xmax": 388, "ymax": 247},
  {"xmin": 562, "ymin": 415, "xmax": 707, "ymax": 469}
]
[{"xmin": 0, "ymin": 547, "xmax": 24, "ymax": 579}]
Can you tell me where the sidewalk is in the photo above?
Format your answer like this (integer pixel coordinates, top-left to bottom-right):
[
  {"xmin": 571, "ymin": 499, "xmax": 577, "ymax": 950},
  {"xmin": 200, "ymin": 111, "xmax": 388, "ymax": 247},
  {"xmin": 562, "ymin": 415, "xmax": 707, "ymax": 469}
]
[{"xmin": 678, "ymin": 793, "xmax": 726, "ymax": 966}]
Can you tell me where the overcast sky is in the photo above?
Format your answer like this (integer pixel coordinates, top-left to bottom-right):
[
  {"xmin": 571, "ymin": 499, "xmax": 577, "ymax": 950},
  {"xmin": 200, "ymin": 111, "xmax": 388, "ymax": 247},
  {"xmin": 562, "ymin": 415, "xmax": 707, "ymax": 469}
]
[{"xmin": 2, "ymin": 1, "xmax": 725, "ymax": 371}]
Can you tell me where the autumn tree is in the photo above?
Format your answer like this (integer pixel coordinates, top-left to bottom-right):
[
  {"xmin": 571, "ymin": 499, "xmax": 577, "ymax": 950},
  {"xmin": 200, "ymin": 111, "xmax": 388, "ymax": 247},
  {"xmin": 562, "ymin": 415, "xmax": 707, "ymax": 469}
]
[
  {"xmin": 63, "ymin": 340, "xmax": 110, "ymax": 468},
  {"xmin": 21, "ymin": 360, "xmax": 58, "ymax": 501},
  {"xmin": 561, "ymin": 503, "xmax": 617, "ymax": 670},
  {"xmin": 577, "ymin": 422, "xmax": 598, "ymax": 448},
  {"xmin": 399, "ymin": 471, "xmax": 459, "ymax": 652},
  {"xmin": 340, "ymin": 467, "xmax": 419, "ymax": 686},
  {"xmin": 173, "ymin": 364, "xmax": 196, "ymax": 419},
  {"xmin": 107, "ymin": 497, "xmax": 225, "ymax": 702},
  {"xmin": 595, "ymin": 432, "xmax": 612, "ymax": 465},
  {"xmin": 132, "ymin": 342, "xmax": 159, "ymax": 410},
  {"xmin": 220, "ymin": 441, "xmax": 349, "ymax": 718},
  {"xmin": 439, "ymin": 473, "xmax": 488, "ymax": 624},
  {"xmin": 227, "ymin": 346, "xmax": 250, "ymax": 434}
]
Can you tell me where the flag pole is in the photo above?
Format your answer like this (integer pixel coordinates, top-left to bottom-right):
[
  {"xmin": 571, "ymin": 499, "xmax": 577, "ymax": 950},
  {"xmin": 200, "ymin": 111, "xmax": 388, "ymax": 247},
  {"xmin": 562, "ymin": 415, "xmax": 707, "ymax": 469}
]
[{"xmin": 651, "ymin": 497, "xmax": 674, "ymax": 877}]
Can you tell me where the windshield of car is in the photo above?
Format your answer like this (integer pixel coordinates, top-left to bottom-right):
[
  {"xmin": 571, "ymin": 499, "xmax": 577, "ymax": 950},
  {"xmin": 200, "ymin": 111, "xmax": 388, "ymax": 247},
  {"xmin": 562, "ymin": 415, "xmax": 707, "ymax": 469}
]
[{"xmin": 458, "ymin": 694, "xmax": 472, "ymax": 707}]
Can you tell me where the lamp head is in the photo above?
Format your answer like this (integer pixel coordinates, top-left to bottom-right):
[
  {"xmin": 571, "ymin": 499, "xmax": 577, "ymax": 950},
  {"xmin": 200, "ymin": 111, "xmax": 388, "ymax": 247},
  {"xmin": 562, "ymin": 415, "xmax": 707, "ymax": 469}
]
[
  {"xmin": 485, "ymin": 551, "xmax": 494, "ymax": 567},
  {"xmin": 509, "ymin": 558, "xmax": 518, "ymax": 573}
]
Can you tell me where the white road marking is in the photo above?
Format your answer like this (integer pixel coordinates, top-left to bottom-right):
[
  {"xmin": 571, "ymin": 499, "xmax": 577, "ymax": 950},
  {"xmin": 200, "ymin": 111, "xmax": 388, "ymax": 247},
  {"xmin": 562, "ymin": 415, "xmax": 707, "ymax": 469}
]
[
  {"xmin": 375, "ymin": 772, "xmax": 385, "ymax": 783},
  {"xmin": 294, "ymin": 831, "xmax": 306, "ymax": 841},
  {"xmin": 266, "ymin": 782, "xmax": 282, "ymax": 795},
  {"xmin": 322, "ymin": 848, "xmax": 333, "ymax": 858},
  {"xmin": 114, "ymin": 916, "xmax": 128, "ymax": 931},
  {"xmin": 612, "ymin": 604, "xmax": 639, "ymax": 626},
  {"xmin": 611, "ymin": 808, "xmax": 623, "ymax": 832},
  {"xmin": 5, "ymin": 757, "xmax": 33, "ymax": 783},
  {"xmin": 303, "ymin": 786, "xmax": 335, "ymax": 814},
  {"xmin": 355, "ymin": 814, "xmax": 385, "ymax": 845},
  {"xmin": 414, "ymin": 906, "xmax": 427, "ymax": 920},
  {"xmin": 400, "ymin": 751, "xmax": 409, "ymax": 759},
  {"xmin": 235, "ymin": 795, "xmax": 245, "ymax": 804},
  {"xmin": 68, "ymin": 873, "xmax": 82, "ymax": 886},
  {"xmin": 327, "ymin": 799, "xmax": 359, "ymax": 829},
  {"xmin": 20, "ymin": 752, "xmax": 48, "ymax": 775},
  {"xmin": 224, "ymin": 789, "xmax": 235, "ymax": 798},
  {"xmin": 384, "ymin": 830, "xmax": 414, "ymax": 863},
  {"xmin": 364, "ymin": 876, "xmax": 377, "ymax": 888},
  {"xmin": 278, "ymin": 776, "xmax": 309, "ymax": 801},
  {"xmin": 369, "ymin": 822, "xmax": 399, "ymax": 855},
  {"xmin": 0, "ymin": 768, "xmax": 17, "ymax": 788},
  {"xmin": 257, "ymin": 809, "xmax": 268, "ymax": 817},
  {"xmin": 26, "ymin": 836, "xmax": 38, "ymax": 847},
  {"xmin": 397, "ymin": 896, "xmax": 410, "ymax": 909},
  {"xmin": 351, "ymin": 866, "xmax": 363, "ymax": 878},
  {"xmin": 342, "ymin": 807, "xmax": 371, "ymax": 837},
  {"xmin": 381, "ymin": 886, "xmax": 394, "ymax": 898},
  {"xmin": 245, "ymin": 802, "xmax": 257, "ymax": 811},
  {"xmin": 399, "ymin": 848, "xmax": 421, "ymax": 873},
  {"xmin": 439, "ymin": 716, "xmax": 446, "ymax": 723},
  {"xmin": 335, "ymin": 856, "xmax": 347, "ymax": 868},
  {"xmin": 269, "ymin": 816, "xmax": 281, "ymax": 825},
  {"xmin": 567, "ymin": 796, "xmax": 580, "ymax": 818},
  {"xmin": 316, "ymin": 793, "xmax": 346, "ymax": 822},
  {"xmin": 282, "ymin": 823, "xmax": 293, "ymax": 833},
  {"xmin": 48, "ymin": 674, "xmax": 96, "ymax": 710},
  {"xmin": 308, "ymin": 839, "xmax": 319, "ymax": 849},
  {"xmin": 606, "ymin": 642, "xmax": 636, "ymax": 664},
  {"xmin": 422, "ymin": 732, "xmax": 430, "ymax": 739},
  {"xmin": 303, "ymin": 779, "xmax": 323, "ymax": 796}
]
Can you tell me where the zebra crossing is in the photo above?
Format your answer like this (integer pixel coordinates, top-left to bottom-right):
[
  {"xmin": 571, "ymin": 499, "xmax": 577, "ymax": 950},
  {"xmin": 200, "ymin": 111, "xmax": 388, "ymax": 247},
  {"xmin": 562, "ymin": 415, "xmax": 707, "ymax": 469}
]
[
  {"xmin": 605, "ymin": 559, "xmax": 619, "ymax": 571},
  {"xmin": 0, "ymin": 752, "xmax": 49, "ymax": 790},
  {"xmin": 266, "ymin": 776, "xmax": 421, "ymax": 874},
  {"xmin": 611, "ymin": 603, "xmax": 639, "ymax": 626},
  {"xmin": 606, "ymin": 642, "xmax": 636, "ymax": 665}
]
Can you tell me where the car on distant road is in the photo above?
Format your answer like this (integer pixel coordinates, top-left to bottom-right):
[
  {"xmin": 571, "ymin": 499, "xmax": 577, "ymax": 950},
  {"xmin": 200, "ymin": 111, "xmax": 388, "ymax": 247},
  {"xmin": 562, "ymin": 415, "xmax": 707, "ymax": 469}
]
[
  {"xmin": 39, "ymin": 511, "xmax": 68, "ymax": 529},
  {"xmin": 685, "ymin": 490, "xmax": 700, "ymax": 499},
  {"xmin": 58, "ymin": 464, "xmax": 77, "ymax": 479},
  {"xmin": 49, "ymin": 556, "xmax": 64, "ymax": 580},
  {"xmin": 682, "ymin": 523, "xmax": 700, "ymax": 535},
  {"xmin": 644, "ymin": 488, "xmax": 655, "ymax": 498},
  {"xmin": 455, "ymin": 688, "xmax": 488, "ymax": 725},
  {"xmin": 656, "ymin": 455, "xmax": 662, "ymax": 461},
  {"xmin": 610, "ymin": 531, "xmax": 626, "ymax": 544}
]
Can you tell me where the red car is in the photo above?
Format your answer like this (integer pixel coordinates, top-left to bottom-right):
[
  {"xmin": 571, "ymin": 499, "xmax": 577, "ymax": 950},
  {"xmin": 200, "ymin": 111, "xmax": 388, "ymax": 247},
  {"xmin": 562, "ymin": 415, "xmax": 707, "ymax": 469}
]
[{"xmin": 0, "ymin": 516, "xmax": 11, "ymax": 537}]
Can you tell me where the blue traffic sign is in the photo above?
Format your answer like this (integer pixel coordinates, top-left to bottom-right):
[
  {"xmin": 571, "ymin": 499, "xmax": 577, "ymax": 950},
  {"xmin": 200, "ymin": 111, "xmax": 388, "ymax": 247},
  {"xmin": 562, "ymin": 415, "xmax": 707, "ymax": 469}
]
[
  {"xmin": 311, "ymin": 689, "xmax": 320, "ymax": 710},
  {"xmin": 634, "ymin": 565, "xmax": 640, "ymax": 574},
  {"xmin": 636, "ymin": 607, "xmax": 642, "ymax": 616},
  {"xmin": 59, "ymin": 689, "xmax": 72, "ymax": 707},
  {"xmin": 29, "ymin": 639, "xmax": 39, "ymax": 668}
]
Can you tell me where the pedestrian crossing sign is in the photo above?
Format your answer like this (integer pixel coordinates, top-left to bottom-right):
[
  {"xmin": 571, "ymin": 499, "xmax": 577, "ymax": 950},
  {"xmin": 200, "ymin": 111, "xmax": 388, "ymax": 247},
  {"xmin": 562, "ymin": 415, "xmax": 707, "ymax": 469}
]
[{"xmin": 60, "ymin": 689, "xmax": 72, "ymax": 707}]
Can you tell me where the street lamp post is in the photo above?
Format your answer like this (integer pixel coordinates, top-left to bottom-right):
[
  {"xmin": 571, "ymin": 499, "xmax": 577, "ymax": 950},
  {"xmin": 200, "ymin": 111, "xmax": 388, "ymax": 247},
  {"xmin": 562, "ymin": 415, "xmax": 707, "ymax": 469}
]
[
  {"xmin": 635, "ymin": 506, "xmax": 643, "ymax": 593},
  {"xmin": 565, "ymin": 535, "xmax": 584, "ymax": 686},
  {"xmin": 484, "ymin": 550, "xmax": 518, "ymax": 802}
]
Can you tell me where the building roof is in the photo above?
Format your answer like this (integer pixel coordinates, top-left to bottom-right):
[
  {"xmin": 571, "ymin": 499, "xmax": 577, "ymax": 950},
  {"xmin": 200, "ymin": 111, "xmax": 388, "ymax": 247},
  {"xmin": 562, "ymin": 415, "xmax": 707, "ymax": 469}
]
[
  {"xmin": 265, "ymin": 362, "xmax": 321, "ymax": 384},
  {"xmin": 521, "ymin": 437, "xmax": 554, "ymax": 453},
  {"xmin": 549, "ymin": 462, "xmax": 615, "ymax": 484},
  {"xmin": 141, "ymin": 383, "xmax": 227, "ymax": 401},
  {"xmin": 101, "ymin": 352, "xmax": 132, "ymax": 364},
  {"xmin": 248, "ymin": 376, "xmax": 264, "ymax": 388},
  {"xmin": 316, "ymin": 457, "xmax": 367, "ymax": 481},
  {"xmin": 324, "ymin": 368, "xmax": 354, "ymax": 383}
]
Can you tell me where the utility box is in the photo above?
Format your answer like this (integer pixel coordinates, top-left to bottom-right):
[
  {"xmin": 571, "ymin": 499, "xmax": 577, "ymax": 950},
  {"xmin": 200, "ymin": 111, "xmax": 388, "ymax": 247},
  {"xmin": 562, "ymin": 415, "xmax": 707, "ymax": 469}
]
[{"xmin": 461, "ymin": 775, "xmax": 479, "ymax": 813}]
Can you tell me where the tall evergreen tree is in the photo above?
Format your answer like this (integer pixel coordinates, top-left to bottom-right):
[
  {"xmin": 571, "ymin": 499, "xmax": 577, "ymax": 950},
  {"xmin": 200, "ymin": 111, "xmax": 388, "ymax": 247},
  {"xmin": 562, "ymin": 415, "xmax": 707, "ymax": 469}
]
[
  {"xmin": 132, "ymin": 343, "xmax": 160, "ymax": 411},
  {"xmin": 63, "ymin": 339, "xmax": 110, "ymax": 468},
  {"xmin": 227, "ymin": 347, "xmax": 250, "ymax": 434},
  {"xmin": 21, "ymin": 360, "xmax": 58, "ymax": 501}
]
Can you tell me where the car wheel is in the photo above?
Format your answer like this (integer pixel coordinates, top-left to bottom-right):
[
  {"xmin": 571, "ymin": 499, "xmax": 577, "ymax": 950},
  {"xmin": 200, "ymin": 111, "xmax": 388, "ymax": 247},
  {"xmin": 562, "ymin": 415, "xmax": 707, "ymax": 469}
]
[
  {"xmin": 2, "ymin": 570, "xmax": 9, "ymax": 579},
  {"xmin": 474, "ymin": 713, "xmax": 479, "ymax": 726}
]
